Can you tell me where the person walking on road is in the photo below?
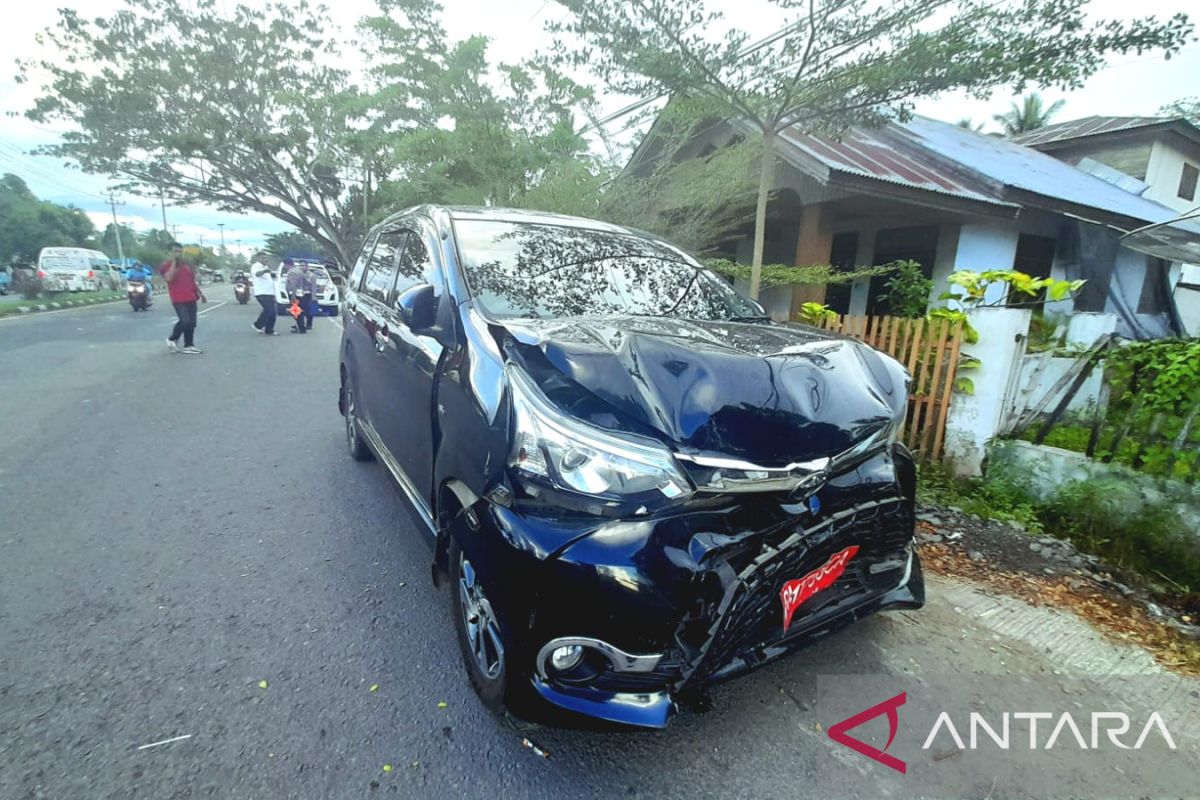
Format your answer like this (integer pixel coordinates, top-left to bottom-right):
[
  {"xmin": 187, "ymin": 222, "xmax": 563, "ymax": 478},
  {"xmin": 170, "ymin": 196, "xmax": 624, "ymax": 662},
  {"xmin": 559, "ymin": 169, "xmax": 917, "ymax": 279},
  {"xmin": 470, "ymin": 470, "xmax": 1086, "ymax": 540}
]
[
  {"xmin": 250, "ymin": 252, "xmax": 279, "ymax": 335},
  {"xmin": 284, "ymin": 259, "xmax": 309, "ymax": 334},
  {"xmin": 300, "ymin": 261, "xmax": 318, "ymax": 331},
  {"xmin": 160, "ymin": 243, "xmax": 207, "ymax": 354}
]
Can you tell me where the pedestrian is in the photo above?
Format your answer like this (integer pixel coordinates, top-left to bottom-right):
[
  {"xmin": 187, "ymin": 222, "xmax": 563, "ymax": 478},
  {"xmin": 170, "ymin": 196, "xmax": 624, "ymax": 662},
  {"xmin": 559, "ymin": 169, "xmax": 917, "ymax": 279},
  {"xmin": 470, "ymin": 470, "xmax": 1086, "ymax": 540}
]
[
  {"xmin": 284, "ymin": 259, "xmax": 309, "ymax": 334},
  {"xmin": 160, "ymin": 242, "xmax": 206, "ymax": 354},
  {"xmin": 250, "ymin": 251, "xmax": 279, "ymax": 335},
  {"xmin": 301, "ymin": 261, "xmax": 317, "ymax": 330}
]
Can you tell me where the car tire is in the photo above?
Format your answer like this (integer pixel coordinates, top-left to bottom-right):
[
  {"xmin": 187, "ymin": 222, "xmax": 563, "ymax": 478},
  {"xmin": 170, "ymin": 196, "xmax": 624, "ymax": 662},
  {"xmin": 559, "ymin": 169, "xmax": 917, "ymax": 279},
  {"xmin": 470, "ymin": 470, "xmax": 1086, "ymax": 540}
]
[
  {"xmin": 342, "ymin": 380, "xmax": 374, "ymax": 462},
  {"xmin": 450, "ymin": 539, "xmax": 509, "ymax": 711}
]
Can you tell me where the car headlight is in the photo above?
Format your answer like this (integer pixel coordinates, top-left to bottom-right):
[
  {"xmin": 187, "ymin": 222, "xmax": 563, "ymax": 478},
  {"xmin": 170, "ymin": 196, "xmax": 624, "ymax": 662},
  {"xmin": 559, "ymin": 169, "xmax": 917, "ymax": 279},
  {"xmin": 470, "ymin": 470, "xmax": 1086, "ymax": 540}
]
[{"xmin": 506, "ymin": 366, "xmax": 692, "ymax": 510}]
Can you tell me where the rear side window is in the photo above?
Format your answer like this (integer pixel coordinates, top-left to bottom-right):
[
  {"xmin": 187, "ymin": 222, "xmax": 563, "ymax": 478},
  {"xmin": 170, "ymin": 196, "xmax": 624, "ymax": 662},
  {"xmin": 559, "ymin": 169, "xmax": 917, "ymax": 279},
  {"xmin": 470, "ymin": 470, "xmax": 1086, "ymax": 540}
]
[{"xmin": 361, "ymin": 231, "xmax": 406, "ymax": 303}]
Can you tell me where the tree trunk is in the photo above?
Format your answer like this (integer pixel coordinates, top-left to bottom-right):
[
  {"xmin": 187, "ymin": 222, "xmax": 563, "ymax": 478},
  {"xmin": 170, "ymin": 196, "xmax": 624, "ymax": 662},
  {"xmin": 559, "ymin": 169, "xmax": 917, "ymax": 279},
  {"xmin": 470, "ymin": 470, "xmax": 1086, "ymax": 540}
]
[{"xmin": 750, "ymin": 127, "xmax": 777, "ymax": 300}]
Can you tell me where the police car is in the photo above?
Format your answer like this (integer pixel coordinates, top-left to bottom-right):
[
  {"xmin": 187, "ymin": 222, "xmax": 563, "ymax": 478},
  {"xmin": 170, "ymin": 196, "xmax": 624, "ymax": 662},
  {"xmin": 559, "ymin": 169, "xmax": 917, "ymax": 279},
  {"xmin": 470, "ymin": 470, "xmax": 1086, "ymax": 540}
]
[{"xmin": 274, "ymin": 260, "xmax": 344, "ymax": 317}]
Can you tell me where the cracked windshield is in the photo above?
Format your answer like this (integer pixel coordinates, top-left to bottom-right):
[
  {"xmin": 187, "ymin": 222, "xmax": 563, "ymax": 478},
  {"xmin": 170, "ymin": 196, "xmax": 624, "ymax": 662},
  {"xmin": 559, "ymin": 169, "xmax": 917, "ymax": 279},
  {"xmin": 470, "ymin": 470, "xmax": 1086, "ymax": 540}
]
[{"xmin": 2, "ymin": 1, "xmax": 1199, "ymax": 798}]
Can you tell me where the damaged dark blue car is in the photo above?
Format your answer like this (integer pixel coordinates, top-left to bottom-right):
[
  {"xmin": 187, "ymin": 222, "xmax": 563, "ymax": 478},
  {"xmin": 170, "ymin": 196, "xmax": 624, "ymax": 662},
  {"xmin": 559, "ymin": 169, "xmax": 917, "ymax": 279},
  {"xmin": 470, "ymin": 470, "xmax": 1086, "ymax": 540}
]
[{"xmin": 337, "ymin": 206, "xmax": 924, "ymax": 728}]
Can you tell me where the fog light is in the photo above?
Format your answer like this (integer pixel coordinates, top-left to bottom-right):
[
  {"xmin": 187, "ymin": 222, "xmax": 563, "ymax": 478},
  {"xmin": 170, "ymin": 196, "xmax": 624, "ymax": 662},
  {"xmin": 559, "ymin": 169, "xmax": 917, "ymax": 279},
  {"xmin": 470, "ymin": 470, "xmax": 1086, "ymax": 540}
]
[{"xmin": 549, "ymin": 644, "xmax": 584, "ymax": 672}]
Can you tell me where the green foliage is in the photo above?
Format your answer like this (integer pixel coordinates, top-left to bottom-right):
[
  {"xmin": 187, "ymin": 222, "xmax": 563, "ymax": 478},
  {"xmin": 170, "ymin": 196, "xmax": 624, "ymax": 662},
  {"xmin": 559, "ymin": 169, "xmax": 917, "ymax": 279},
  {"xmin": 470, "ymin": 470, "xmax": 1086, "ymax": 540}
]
[
  {"xmin": 919, "ymin": 466, "xmax": 1200, "ymax": 590},
  {"xmin": 943, "ymin": 269, "xmax": 1085, "ymax": 307},
  {"xmin": 1042, "ymin": 480, "xmax": 1199, "ymax": 591},
  {"xmin": 1106, "ymin": 339, "xmax": 1200, "ymax": 416},
  {"xmin": 1160, "ymin": 96, "xmax": 1199, "ymax": 124},
  {"xmin": 878, "ymin": 260, "xmax": 933, "ymax": 318},
  {"xmin": 21, "ymin": 0, "xmax": 369, "ymax": 264},
  {"xmin": 0, "ymin": 174, "xmax": 98, "ymax": 263},
  {"xmin": 927, "ymin": 307, "xmax": 978, "ymax": 344},
  {"xmin": 550, "ymin": 0, "xmax": 1191, "ymax": 294},
  {"xmin": 918, "ymin": 465, "xmax": 1044, "ymax": 533},
  {"xmin": 264, "ymin": 231, "xmax": 330, "ymax": 262},
  {"xmin": 704, "ymin": 258, "xmax": 894, "ymax": 289},
  {"xmin": 992, "ymin": 92, "xmax": 1065, "ymax": 135},
  {"xmin": 798, "ymin": 302, "xmax": 837, "ymax": 326}
]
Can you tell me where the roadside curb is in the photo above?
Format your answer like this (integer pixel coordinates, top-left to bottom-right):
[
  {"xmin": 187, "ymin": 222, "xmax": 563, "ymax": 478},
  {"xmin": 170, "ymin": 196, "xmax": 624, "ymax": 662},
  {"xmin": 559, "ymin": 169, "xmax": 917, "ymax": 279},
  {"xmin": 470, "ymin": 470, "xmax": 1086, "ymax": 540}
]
[{"xmin": 8, "ymin": 294, "xmax": 126, "ymax": 317}]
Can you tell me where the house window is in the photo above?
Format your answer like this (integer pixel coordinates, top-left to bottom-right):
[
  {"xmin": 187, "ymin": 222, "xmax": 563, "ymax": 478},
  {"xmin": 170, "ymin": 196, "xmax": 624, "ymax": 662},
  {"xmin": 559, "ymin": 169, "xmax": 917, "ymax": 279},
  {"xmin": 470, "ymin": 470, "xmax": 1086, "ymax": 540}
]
[
  {"xmin": 824, "ymin": 232, "xmax": 859, "ymax": 315},
  {"xmin": 1009, "ymin": 234, "xmax": 1057, "ymax": 310},
  {"xmin": 869, "ymin": 225, "xmax": 938, "ymax": 315},
  {"xmin": 1180, "ymin": 163, "xmax": 1199, "ymax": 202}
]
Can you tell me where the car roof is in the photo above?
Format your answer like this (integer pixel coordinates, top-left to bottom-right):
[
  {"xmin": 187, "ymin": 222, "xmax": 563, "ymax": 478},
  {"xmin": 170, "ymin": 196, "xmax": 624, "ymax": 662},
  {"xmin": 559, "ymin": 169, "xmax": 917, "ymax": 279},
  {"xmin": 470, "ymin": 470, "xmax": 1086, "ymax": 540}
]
[{"xmin": 445, "ymin": 206, "xmax": 635, "ymax": 234}]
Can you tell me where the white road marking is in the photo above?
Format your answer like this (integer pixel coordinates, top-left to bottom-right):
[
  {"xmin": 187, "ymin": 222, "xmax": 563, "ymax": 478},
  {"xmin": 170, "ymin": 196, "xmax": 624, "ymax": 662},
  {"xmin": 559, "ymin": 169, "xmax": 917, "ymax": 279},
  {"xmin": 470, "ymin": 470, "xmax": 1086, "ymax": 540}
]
[
  {"xmin": 136, "ymin": 734, "xmax": 192, "ymax": 750},
  {"xmin": 198, "ymin": 301, "xmax": 228, "ymax": 315},
  {"xmin": 330, "ymin": 316, "xmax": 343, "ymax": 331}
]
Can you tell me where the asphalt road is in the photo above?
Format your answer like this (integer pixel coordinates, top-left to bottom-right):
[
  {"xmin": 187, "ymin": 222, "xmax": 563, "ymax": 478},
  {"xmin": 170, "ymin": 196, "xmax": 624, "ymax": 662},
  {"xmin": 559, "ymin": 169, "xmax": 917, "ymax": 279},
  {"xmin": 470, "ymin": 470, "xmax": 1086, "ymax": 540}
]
[{"xmin": 1, "ymin": 298, "xmax": 1197, "ymax": 799}]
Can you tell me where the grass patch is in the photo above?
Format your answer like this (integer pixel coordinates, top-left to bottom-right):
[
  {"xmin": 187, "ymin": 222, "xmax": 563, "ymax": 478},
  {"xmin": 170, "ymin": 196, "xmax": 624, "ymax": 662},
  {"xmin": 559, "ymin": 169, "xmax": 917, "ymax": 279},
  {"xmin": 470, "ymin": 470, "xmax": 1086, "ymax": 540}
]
[{"xmin": 918, "ymin": 464, "xmax": 1199, "ymax": 593}]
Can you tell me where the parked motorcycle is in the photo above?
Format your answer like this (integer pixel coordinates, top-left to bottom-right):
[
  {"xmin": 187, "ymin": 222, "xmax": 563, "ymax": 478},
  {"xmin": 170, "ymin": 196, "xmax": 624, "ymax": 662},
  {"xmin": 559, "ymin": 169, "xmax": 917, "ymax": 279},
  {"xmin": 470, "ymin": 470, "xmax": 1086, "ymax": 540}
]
[
  {"xmin": 127, "ymin": 279, "xmax": 151, "ymax": 311},
  {"xmin": 234, "ymin": 280, "xmax": 251, "ymax": 304}
]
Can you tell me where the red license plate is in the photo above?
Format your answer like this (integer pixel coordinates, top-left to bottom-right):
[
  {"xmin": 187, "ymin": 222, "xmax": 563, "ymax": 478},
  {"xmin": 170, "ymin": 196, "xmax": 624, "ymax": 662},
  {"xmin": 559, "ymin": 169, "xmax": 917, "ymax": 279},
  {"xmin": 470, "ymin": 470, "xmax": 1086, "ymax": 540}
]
[{"xmin": 779, "ymin": 545, "xmax": 859, "ymax": 632}]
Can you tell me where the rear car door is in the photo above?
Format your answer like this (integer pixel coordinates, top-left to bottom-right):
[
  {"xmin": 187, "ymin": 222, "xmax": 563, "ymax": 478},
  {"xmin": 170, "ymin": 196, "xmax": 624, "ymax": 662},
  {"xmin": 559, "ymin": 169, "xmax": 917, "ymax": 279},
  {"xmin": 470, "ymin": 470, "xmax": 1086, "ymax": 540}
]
[
  {"xmin": 373, "ymin": 220, "xmax": 448, "ymax": 505},
  {"xmin": 344, "ymin": 230, "xmax": 406, "ymax": 440}
]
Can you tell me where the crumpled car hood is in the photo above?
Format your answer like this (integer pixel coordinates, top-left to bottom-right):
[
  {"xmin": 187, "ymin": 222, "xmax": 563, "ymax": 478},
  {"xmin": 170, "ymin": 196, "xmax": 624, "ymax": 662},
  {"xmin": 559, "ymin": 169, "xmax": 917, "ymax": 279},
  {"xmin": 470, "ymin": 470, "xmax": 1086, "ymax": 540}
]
[{"xmin": 501, "ymin": 315, "xmax": 909, "ymax": 466}]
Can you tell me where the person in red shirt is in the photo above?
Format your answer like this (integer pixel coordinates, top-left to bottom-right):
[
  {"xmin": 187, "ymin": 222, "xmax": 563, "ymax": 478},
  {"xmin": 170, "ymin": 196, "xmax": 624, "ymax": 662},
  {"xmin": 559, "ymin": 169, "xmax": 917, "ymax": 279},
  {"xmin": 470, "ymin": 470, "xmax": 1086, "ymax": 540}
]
[{"xmin": 159, "ymin": 243, "xmax": 208, "ymax": 354}]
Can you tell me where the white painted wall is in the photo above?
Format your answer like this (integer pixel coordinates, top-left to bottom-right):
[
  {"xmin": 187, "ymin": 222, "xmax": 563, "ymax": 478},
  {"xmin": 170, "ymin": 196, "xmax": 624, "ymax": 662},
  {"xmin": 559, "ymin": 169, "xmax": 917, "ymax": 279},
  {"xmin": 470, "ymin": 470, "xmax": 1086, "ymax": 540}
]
[
  {"xmin": 931, "ymin": 221, "xmax": 1022, "ymax": 309},
  {"xmin": 1144, "ymin": 139, "xmax": 1200, "ymax": 213},
  {"xmin": 943, "ymin": 307, "xmax": 1032, "ymax": 476},
  {"xmin": 1176, "ymin": 284, "xmax": 1200, "ymax": 336}
]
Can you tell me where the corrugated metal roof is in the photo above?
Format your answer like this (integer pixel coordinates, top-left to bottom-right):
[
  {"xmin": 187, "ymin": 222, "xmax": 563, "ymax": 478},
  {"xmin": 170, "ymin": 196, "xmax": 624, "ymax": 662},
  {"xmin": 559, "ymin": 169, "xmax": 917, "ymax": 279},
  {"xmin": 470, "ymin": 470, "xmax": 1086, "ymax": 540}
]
[
  {"xmin": 776, "ymin": 115, "xmax": 1200, "ymax": 236},
  {"xmin": 1009, "ymin": 116, "xmax": 1170, "ymax": 147},
  {"xmin": 775, "ymin": 124, "xmax": 1012, "ymax": 208}
]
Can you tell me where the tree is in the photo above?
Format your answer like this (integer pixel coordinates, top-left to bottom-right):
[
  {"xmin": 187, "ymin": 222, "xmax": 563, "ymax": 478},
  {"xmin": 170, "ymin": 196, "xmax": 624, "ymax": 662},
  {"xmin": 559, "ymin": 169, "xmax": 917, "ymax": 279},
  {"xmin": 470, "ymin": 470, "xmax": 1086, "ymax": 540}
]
[
  {"xmin": 993, "ymin": 92, "xmax": 1066, "ymax": 135},
  {"xmin": 0, "ymin": 174, "xmax": 98, "ymax": 263},
  {"xmin": 20, "ymin": 0, "xmax": 366, "ymax": 266},
  {"xmin": 956, "ymin": 118, "xmax": 983, "ymax": 132},
  {"xmin": 101, "ymin": 223, "xmax": 138, "ymax": 261},
  {"xmin": 1162, "ymin": 96, "xmax": 1200, "ymax": 124},
  {"xmin": 358, "ymin": 0, "xmax": 602, "ymax": 213},
  {"xmin": 264, "ymin": 231, "xmax": 330, "ymax": 261},
  {"xmin": 549, "ymin": 0, "xmax": 1192, "ymax": 299}
]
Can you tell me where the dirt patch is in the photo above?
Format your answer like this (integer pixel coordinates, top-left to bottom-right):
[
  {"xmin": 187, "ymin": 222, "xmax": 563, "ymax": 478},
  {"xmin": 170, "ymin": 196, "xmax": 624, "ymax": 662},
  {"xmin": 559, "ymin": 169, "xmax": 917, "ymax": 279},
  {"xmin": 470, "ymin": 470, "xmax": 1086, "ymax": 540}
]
[{"xmin": 916, "ymin": 503, "xmax": 1200, "ymax": 675}]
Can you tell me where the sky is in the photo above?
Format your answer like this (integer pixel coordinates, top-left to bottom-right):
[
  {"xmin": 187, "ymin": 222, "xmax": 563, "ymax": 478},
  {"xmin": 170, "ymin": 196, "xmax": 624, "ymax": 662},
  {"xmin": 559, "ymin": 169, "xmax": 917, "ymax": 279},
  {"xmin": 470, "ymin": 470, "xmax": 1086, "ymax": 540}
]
[{"xmin": 1, "ymin": 0, "xmax": 1197, "ymax": 254}]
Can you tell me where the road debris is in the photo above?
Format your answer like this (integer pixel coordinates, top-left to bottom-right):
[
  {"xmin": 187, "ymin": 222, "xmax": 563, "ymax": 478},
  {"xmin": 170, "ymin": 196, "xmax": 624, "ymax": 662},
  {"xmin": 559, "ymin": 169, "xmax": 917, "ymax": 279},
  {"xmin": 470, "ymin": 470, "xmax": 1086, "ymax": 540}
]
[
  {"xmin": 136, "ymin": 734, "xmax": 192, "ymax": 751},
  {"xmin": 258, "ymin": 680, "xmax": 268, "ymax": 689},
  {"xmin": 521, "ymin": 738, "xmax": 550, "ymax": 758},
  {"xmin": 370, "ymin": 684, "xmax": 379, "ymax": 693},
  {"xmin": 437, "ymin": 701, "xmax": 447, "ymax": 709}
]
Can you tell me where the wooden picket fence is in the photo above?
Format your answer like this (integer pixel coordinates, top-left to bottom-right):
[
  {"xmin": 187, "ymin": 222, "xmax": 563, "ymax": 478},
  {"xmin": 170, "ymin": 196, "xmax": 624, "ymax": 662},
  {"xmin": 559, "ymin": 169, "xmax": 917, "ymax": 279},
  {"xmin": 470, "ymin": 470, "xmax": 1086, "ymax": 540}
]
[{"xmin": 817, "ymin": 314, "xmax": 965, "ymax": 462}]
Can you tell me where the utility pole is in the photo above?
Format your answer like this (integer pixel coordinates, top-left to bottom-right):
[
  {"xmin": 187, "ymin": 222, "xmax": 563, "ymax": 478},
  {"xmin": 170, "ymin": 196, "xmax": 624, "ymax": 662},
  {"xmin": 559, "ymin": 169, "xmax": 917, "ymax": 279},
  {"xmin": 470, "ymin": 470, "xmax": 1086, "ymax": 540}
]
[
  {"xmin": 171, "ymin": 224, "xmax": 180, "ymax": 242},
  {"xmin": 159, "ymin": 185, "xmax": 169, "ymax": 233},
  {"xmin": 363, "ymin": 159, "xmax": 370, "ymax": 225},
  {"xmin": 217, "ymin": 223, "xmax": 226, "ymax": 253},
  {"xmin": 106, "ymin": 193, "xmax": 127, "ymax": 266}
]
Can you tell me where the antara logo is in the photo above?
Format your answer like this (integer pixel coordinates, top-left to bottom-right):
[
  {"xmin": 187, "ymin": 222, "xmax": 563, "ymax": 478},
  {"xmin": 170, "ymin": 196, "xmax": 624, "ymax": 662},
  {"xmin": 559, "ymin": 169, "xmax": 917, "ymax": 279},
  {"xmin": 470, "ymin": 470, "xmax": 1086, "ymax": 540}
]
[{"xmin": 826, "ymin": 693, "xmax": 1177, "ymax": 775}]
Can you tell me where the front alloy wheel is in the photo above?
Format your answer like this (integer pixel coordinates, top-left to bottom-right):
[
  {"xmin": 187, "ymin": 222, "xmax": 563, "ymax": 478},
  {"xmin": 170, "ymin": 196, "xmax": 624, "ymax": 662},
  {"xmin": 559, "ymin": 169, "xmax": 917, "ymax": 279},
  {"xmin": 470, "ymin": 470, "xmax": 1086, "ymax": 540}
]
[
  {"xmin": 451, "ymin": 542, "xmax": 507, "ymax": 709},
  {"xmin": 343, "ymin": 380, "xmax": 373, "ymax": 462}
]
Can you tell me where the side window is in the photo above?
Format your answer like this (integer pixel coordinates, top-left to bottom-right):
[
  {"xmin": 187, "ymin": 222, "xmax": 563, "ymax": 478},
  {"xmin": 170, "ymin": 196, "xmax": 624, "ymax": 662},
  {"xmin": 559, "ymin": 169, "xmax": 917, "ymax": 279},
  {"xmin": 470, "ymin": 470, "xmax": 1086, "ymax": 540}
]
[
  {"xmin": 349, "ymin": 234, "xmax": 377, "ymax": 291},
  {"xmin": 362, "ymin": 231, "xmax": 406, "ymax": 303},
  {"xmin": 393, "ymin": 229, "xmax": 438, "ymax": 302}
]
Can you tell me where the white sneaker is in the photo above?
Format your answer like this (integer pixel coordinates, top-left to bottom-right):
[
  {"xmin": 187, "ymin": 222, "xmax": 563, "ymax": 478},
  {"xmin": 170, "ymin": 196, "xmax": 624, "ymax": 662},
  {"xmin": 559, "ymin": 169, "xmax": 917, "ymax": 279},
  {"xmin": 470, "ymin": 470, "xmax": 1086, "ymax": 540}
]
[
  {"xmin": 182, "ymin": 346, "xmax": 204, "ymax": 355},
  {"xmin": 166, "ymin": 339, "xmax": 179, "ymax": 353}
]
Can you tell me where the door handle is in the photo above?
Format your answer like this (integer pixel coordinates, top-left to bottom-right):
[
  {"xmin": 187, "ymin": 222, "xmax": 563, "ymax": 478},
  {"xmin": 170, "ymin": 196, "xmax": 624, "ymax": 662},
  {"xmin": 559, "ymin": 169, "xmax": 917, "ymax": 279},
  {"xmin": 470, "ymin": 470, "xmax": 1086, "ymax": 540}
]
[{"xmin": 374, "ymin": 326, "xmax": 389, "ymax": 353}]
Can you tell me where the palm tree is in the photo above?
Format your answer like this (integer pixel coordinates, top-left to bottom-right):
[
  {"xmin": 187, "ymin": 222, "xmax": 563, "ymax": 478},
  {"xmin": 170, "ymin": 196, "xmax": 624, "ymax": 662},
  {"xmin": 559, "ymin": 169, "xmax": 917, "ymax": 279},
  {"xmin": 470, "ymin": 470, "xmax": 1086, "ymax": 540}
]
[
  {"xmin": 956, "ymin": 118, "xmax": 983, "ymax": 132},
  {"xmin": 993, "ymin": 93, "xmax": 1066, "ymax": 136}
]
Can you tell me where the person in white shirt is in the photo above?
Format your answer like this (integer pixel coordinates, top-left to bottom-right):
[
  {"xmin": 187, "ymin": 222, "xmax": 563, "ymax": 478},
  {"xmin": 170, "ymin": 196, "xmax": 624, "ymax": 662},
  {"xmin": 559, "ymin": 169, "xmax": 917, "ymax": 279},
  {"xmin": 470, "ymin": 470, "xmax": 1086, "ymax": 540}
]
[{"xmin": 250, "ymin": 251, "xmax": 279, "ymax": 335}]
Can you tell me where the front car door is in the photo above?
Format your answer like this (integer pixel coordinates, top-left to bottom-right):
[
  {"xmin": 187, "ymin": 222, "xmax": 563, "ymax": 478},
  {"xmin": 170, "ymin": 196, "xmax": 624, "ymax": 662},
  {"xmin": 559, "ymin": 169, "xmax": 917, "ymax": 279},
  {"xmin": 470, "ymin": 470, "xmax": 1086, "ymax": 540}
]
[
  {"xmin": 373, "ymin": 217, "xmax": 450, "ymax": 507},
  {"xmin": 343, "ymin": 229, "xmax": 405, "ymax": 441}
]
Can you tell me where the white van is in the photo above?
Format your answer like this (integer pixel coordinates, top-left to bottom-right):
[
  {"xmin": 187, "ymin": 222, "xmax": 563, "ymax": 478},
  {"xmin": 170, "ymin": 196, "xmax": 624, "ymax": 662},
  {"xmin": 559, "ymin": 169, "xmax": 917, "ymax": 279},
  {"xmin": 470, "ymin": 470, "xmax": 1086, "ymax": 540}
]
[{"xmin": 37, "ymin": 247, "xmax": 112, "ymax": 292}]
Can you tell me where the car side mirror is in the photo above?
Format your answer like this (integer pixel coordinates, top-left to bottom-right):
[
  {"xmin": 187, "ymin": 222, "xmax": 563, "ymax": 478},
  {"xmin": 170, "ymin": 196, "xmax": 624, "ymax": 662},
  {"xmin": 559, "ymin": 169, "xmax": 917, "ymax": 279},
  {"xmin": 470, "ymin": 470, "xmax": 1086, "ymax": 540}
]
[{"xmin": 396, "ymin": 283, "xmax": 438, "ymax": 331}]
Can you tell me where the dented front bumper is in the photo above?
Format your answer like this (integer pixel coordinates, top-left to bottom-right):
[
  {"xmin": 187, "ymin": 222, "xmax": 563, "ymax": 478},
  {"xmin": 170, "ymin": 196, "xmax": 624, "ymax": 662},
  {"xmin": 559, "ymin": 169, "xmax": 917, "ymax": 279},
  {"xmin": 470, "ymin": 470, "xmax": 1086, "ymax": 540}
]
[{"xmin": 452, "ymin": 446, "xmax": 924, "ymax": 728}]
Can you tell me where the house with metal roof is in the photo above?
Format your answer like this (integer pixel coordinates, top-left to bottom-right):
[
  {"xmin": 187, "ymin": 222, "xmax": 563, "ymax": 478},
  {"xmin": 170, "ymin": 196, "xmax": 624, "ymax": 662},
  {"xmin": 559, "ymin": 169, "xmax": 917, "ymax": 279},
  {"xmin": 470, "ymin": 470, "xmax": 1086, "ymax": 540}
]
[{"xmin": 625, "ymin": 112, "xmax": 1200, "ymax": 338}]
